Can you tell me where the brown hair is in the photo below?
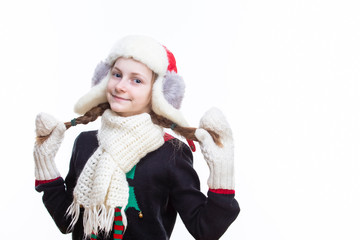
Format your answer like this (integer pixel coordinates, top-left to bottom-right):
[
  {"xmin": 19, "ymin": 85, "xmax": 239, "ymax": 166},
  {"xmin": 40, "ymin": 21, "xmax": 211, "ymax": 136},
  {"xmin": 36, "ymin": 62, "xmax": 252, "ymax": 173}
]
[
  {"xmin": 63, "ymin": 103, "xmax": 222, "ymax": 147},
  {"xmin": 64, "ymin": 103, "xmax": 110, "ymax": 129},
  {"xmin": 39, "ymin": 60, "xmax": 223, "ymax": 146}
]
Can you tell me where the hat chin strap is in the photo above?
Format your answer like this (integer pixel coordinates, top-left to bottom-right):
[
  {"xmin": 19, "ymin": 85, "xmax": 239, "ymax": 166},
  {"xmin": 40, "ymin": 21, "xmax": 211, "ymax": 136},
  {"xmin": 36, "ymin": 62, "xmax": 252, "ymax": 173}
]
[{"xmin": 151, "ymin": 77, "xmax": 189, "ymax": 128}]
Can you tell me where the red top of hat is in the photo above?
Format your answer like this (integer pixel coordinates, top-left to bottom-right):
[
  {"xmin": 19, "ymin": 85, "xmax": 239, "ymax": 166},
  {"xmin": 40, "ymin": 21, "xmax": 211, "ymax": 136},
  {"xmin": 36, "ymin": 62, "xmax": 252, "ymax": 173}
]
[{"xmin": 163, "ymin": 46, "xmax": 177, "ymax": 73}]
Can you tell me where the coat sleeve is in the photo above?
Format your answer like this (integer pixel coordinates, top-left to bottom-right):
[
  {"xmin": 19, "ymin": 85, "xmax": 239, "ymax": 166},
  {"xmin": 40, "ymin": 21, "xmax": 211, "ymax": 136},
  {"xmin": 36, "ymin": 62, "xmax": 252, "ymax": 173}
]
[
  {"xmin": 168, "ymin": 141, "xmax": 240, "ymax": 240},
  {"xmin": 35, "ymin": 131, "xmax": 97, "ymax": 234}
]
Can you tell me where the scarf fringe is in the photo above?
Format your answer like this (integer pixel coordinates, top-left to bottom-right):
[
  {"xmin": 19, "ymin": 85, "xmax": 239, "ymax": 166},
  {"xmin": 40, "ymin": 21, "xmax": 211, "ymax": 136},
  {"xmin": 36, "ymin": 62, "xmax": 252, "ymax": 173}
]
[
  {"xmin": 98, "ymin": 204, "xmax": 115, "ymax": 233},
  {"xmin": 66, "ymin": 201, "xmax": 125, "ymax": 237},
  {"xmin": 66, "ymin": 201, "xmax": 80, "ymax": 233},
  {"xmin": 121, "ymin": 207, "xmax": 128, "ymax": 232},
  {"xmin": 67, "ymin": 111, "xmax": 163, "ymax": 236}
]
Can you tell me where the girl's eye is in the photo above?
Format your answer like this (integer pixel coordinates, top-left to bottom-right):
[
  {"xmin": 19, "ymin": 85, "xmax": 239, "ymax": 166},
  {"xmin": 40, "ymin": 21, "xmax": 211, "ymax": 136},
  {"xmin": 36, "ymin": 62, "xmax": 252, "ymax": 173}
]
[
  {"xmin": 114, "ymin": 73, "xmax": 122, "ymax": 78},
  {"xmin": 134, "ymin": 79, "xmax": 142, "ymax": 84}
]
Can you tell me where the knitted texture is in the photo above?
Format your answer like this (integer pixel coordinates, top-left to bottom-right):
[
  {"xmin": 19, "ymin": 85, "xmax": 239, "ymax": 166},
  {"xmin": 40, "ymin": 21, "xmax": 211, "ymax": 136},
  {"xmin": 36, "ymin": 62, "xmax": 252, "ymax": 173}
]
[
  {"xmin": 195, "ymin": 107, "xmax": 235, "ymax": 190},
  {"xmin": 33, "ymin": 113, "xmax": 66, "ymax": 180},
  {"xmin": 67, "ymin": 110, "xmax": 164, "ymax": 237}
]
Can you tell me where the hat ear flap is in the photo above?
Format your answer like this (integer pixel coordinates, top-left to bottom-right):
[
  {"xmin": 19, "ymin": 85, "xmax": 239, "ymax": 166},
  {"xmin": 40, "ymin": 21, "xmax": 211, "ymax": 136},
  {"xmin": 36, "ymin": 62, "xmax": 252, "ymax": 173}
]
[
  {"xmin": 92, "ymin": 61, "xmax": 111, "ymax": 86},
  {"xmin": 162, "ymin": 71, "xmax": 185, "ymax": 109},
  {"xmin": 152, "ymin": 76, "xmax": 189, "ymax": 127},
  {"xmin": 74, "ymin": 71, "xmax": 110, "ymax": 115}
]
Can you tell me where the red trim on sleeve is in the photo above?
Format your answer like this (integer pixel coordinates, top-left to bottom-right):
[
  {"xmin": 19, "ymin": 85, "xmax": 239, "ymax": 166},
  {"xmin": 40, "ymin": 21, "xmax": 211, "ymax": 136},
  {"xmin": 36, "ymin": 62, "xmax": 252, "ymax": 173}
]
[
  {"xmin": 35, "ymin": 177, "xmax": 61, "ymax": 187},
  {"xmin": 209, "ymin": 189, "xmax": 235, "ymax": 195}
]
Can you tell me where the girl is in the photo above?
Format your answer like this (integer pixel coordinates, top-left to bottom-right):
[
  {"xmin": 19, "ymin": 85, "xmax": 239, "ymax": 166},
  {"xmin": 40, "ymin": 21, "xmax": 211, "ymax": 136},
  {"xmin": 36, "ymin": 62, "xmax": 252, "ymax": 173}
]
[{"xmin": 34, "ymin": 35, "xmax": 239, "ymax": 240}]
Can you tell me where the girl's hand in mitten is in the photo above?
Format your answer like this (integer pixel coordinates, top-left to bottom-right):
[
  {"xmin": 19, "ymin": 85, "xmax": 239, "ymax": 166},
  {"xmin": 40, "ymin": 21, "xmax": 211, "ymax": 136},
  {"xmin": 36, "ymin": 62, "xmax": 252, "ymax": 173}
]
[
  {"xmin": 33, "ymin": 113, "xmax": 66, "ymax": 181},
  {"xmin": 195, "ymin": 107, "xmax": 235, "ymax": 190}
]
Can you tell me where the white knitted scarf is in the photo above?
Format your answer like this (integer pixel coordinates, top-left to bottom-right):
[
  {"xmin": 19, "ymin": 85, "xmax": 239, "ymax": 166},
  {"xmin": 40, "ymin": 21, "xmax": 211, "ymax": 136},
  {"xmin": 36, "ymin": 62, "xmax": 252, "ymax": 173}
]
[{"xmin": 67, "ymin": 109, "xmax": 164, "ymax": 236}]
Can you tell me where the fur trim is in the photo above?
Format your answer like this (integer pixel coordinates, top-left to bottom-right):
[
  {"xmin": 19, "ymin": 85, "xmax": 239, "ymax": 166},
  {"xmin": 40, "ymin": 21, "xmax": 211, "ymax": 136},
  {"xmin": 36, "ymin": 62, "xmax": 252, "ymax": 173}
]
[
  {"xmin": 152, "ymin": 77, "xmax": 189, "ymax": 127},
  {"xmin": 106, "ymin": 35, "xmax": 168, "ymax": 77},
  {"xmin": 74, "ymin": 72, "xmax": 110, "ymax": 115}
]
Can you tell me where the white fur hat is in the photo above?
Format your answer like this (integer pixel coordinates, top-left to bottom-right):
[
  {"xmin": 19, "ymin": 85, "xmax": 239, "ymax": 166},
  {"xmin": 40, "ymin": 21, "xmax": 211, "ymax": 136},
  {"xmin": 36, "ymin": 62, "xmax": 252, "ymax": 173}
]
[{"xmin": 74, "ymin": 35, "xmax": 189, "ymax": 127}]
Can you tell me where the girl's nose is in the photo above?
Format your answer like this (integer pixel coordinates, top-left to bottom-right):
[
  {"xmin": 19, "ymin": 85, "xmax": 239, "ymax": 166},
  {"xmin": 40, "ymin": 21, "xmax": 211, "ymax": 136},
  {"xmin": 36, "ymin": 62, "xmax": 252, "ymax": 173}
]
[{"xmin": 115, "ymin": 78, "xmax": 128, "ymax": 92}]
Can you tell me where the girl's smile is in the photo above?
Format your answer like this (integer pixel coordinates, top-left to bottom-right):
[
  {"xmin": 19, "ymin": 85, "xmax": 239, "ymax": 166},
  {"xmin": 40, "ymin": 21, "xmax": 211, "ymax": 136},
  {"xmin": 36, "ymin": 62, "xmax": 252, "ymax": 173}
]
[{"xmin": 111, "ymin": 95, "xmax": 131, "ymax": 102}]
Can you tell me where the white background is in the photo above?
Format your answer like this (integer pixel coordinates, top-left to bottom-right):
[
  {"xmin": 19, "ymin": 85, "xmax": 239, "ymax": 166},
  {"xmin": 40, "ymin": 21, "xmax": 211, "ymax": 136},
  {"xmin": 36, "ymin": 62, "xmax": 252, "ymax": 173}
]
[{"xmin": 1, "ymin": 0, "xmax": 359, "ymax": 239}]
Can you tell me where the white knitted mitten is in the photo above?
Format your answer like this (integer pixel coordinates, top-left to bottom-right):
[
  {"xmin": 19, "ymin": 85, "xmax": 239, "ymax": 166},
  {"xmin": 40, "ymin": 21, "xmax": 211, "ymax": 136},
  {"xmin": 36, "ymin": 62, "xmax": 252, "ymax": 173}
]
[
  {"xmin": 33, "ymin": 113, "xmax": 66, "ymax": 181},
  {"xmin": 195, "ymin": 107, "xmax": 235, "ymax": 190}
]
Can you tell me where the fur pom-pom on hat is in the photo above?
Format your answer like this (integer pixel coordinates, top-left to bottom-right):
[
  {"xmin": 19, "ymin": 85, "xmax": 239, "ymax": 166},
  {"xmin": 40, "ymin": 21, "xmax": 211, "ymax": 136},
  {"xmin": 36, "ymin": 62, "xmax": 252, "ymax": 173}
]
[{"xmin": 74, "ymin": 35, "xmax": 189, "ymax": 127}]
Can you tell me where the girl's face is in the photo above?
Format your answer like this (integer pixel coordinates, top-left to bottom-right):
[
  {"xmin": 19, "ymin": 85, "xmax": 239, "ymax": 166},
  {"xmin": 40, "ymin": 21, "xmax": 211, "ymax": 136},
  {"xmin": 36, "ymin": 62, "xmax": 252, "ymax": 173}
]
[{"xmin": 106, "ymin": 57, "xmax": 153, "ymax": 117}]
